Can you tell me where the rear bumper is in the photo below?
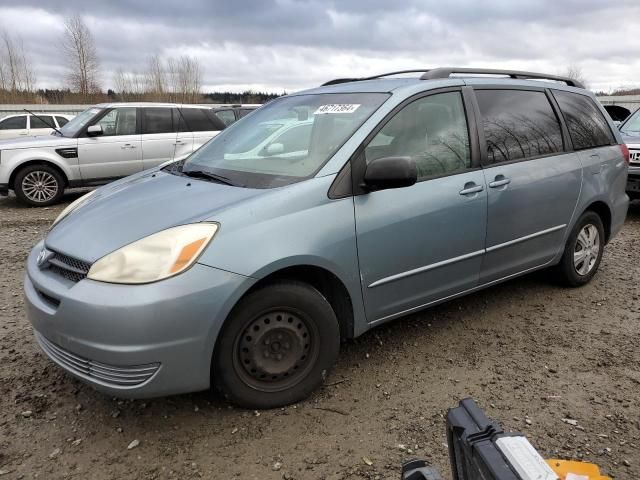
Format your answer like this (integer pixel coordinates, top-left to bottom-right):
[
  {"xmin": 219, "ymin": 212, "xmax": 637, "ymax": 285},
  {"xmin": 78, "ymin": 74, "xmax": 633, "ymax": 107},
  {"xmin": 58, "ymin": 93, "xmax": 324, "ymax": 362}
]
[{"xmin": 24, "ymin": 240, "xmax": 255, "ymax": 398}]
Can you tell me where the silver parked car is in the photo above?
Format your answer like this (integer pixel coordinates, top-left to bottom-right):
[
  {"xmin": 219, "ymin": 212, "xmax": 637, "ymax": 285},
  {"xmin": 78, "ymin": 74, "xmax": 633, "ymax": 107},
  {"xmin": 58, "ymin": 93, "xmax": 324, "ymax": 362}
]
[
  {"xmin": 0, "ymin": 113, "xmax": 74, "ymax": 140},
  {"xmin": 618, "ymin": 107, "xmax": 640, "ymax": 198},
  {"xmin": 0, "ymin": 103, "xmax": 227, "ymax": 206},
  {"xmin": 24, "ymin": 68, "xmax": 629, "ymax": 408}
]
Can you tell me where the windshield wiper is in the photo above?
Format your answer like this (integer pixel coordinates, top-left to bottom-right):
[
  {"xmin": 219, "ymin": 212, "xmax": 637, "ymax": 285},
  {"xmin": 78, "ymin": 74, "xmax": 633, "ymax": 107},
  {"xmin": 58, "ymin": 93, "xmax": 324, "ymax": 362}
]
[{"xmin": 182, "ymin": 169, "xmax": 240, "ymax": 187}]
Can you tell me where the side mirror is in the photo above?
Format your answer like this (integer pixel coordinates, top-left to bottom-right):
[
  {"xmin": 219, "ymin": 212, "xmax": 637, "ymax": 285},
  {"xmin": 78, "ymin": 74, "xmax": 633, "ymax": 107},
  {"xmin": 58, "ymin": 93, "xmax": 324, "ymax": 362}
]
[
  {"xmin": 264, "ymin": 142, "xmax": 284, "ymax": 156},
  {"xmin": 363, "ymin": 156, "xmax": 417, "ymax": 191},
  {"xmin": 86, "ymin": 124, "xmax": 103, "ymax": 136}
]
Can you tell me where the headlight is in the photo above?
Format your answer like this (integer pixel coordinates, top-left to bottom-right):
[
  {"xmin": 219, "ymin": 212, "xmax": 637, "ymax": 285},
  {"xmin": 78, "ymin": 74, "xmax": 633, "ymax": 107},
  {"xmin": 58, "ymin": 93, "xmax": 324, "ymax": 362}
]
[
  {"xmin": 52, "ymin": 189, "xmax": 98, "ymax": 227},
  {"xmin": 87, "ymin": 223, "xmax": 218, "ymax": 284}
]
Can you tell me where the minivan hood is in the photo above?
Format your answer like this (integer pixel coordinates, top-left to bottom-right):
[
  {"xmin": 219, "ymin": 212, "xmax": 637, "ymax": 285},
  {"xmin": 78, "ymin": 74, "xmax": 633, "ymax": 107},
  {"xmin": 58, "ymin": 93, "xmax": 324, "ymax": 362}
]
[
  {"xmin": 45, "ymin": 170, "xmax": 264, "ymax": 263},
  {"xmin": 621, "ymin": 131, "xmax": 640, "ymax": 146},
  {"xmin": 0, "ymin": 134, "xmax": 75, "ymax": 149}
]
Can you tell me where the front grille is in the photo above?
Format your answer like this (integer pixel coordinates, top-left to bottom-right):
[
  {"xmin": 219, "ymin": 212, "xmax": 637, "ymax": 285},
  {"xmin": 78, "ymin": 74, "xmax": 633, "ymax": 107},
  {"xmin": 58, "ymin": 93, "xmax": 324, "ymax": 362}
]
[
  {"xmin": 36, "ymin": 332, "xmax": 160, "ymax": 387},
  {"xmin": 630, "ymin": 149, "xmax": 640, "ymax": 165},
  {"xmin": 46, "ymin": 251, "xmax": 91, "ymax": 283}
]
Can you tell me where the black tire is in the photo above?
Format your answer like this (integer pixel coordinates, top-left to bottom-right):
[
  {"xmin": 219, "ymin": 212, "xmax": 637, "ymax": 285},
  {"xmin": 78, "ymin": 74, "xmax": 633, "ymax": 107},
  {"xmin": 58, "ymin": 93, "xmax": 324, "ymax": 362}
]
[
  {"xmin": 14, "ymin": 164, "xmax": 65, "ymax": 207},
  {"xmin": 557, "ymin": 211, "xmax": 605, "ymax": 287},
  {"xmin": 213, "ymin": 281, "xmax": 340, "ymax": 409}
]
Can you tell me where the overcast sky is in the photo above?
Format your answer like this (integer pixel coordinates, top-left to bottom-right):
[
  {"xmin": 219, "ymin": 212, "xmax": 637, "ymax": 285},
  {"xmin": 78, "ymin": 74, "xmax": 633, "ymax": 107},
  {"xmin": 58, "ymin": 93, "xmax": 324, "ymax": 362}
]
[{"xmin": 1, "ymin": 0, "xmax": 639, "ymax": 93}]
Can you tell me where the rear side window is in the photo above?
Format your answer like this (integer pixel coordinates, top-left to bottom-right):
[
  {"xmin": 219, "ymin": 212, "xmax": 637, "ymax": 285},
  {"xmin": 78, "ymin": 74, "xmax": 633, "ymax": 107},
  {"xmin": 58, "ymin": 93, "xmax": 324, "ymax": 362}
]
[
  {"xmin": 30, "ymin": 115, "xmax": 56, "ymax": 129},
  {"xmin": 177, "ymin": 108, "xmax": 225, "ymax": 132},
  {"xmin": 142, "ymin": 108, "xmax": 174, "ymax": 134},
  {"xmin": 238, "ymin": 109, "xmax": 254, "ymax": 118},
  {"xmin": 554, "ymin": 90, "xmax": 614, "ymax": 150},
  {"xmin": 476, "ymin": 89, "xmax": 563, "ymax": 164},
  {"xmin": 0, "ymin": 115, "xmax": 27, "ymax": 129},
  {"xmin": 56, "ymin": 116, "xmax": 70, "ymax": 127}
]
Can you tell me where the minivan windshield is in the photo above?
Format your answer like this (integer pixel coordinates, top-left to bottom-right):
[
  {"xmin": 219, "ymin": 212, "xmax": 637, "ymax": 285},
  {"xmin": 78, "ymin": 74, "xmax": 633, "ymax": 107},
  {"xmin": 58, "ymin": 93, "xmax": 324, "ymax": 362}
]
[
  {"xmin": 58, "ymin": 107, "xmax": 103, "ymax": 137},
  {"xmin": 620, "ymin": 108, "xmax": 640, "ymax": 135},
  {"xmin": 180, "ymin": 93, "xmax": 389, "ymax": 188}
]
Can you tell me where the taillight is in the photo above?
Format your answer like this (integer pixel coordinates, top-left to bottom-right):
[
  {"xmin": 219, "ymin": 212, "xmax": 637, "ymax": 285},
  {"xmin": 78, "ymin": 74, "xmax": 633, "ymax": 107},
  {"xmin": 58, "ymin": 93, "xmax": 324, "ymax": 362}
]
[{"xmin": 621, "ymin": 144, "xmax": 630, "ymax": 164}]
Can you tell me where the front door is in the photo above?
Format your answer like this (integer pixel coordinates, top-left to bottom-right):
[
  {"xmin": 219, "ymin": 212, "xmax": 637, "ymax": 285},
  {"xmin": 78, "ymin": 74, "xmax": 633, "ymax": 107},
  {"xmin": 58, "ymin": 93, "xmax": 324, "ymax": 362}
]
[
  {"xmin": 473, "ymin": 88, "xmax": 582, "ymax": 283},
  {"xmin": 354, "ymin": 90, "xmax": 487, "ymax": 323},
  {"xmin": 77, "ymin": 107, "xmax": 142, "ymax": 181}
]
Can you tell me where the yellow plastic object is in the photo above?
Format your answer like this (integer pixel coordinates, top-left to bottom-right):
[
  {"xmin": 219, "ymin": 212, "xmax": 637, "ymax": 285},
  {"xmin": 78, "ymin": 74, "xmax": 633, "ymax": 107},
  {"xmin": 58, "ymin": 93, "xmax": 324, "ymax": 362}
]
[{"xmin": 546, "ymin": 459, "xmax": 611, "ymax": 480}]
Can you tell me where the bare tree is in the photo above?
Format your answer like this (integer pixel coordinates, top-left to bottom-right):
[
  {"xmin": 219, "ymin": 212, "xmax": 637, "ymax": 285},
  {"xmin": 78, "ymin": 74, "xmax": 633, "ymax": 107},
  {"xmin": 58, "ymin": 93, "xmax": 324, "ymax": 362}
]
[
  {"xmin": 0, "ymin": 29, "xmax": 37, "ymax": 101},
  {"xmin": 62, "ymin": 15, "xmax": 100, "ymax": 98},
  {"xmin": 165, "ymin": 55, "xmax": 202, "ymax": 103},
  {"xmin": 145, "ymin": 53, "xmax": 166, "ymax": 98},
  {"xmin": 113, "ymin": 54, "xmax": 203, "ymax": 103},
  {"xmin": 113, "ymin": 67, "xmax": 145, "ymax": 100},
  {"xmin": 563, "ymin": 64, "xmax": 588, "ymax": 89}
]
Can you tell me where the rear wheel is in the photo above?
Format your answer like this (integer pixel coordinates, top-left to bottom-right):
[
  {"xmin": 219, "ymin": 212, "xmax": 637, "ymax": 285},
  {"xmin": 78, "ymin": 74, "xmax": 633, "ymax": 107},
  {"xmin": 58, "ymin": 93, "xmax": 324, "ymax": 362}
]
[
  {"xmin": 14, "ymin": 164, "xmax": 64, "ymax": 206},
  {"xmin": 213, "ymin": 281, "xmax": 340, "ymax": 409},
  {"xmin": 557, "ymin": 211, "xmax": 605, "ymax": 287}
]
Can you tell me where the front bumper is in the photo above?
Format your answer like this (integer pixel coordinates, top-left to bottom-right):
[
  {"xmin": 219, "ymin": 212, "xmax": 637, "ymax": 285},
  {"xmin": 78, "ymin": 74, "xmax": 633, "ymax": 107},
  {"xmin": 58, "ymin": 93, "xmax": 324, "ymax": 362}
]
[{"xmin": 24, "ymin": 240, "xmax": 254, "ymax": 398}]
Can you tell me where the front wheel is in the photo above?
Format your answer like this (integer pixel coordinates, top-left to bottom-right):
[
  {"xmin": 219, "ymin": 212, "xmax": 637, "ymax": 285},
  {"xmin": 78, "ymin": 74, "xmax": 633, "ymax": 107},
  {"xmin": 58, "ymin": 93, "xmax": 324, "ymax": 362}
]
[
  {"xmin": 14, "ymin": 164, "xmax": 65, "ymax": 206},
  {"xmin": 213, "ymin": 281, "xmax": 340, "ymax": 409},
  {"xmin": 557, "ymin": 211, "xmax": 605, "ymax": 287}
]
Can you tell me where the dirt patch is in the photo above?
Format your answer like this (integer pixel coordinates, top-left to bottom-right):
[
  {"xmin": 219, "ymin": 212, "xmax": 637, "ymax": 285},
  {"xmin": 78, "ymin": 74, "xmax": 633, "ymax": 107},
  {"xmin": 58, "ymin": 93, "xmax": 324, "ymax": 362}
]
[{"xmin": 1, "ymin": 192, "xmax": 639, "ymax": 479}]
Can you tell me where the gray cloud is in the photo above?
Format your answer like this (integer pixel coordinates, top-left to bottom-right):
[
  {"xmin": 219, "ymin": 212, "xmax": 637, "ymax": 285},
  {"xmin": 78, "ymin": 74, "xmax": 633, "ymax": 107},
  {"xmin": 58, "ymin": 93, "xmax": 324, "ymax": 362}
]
[{"xmin": 1, "ymin": 0, "xmax": 639, "ymax": 92}]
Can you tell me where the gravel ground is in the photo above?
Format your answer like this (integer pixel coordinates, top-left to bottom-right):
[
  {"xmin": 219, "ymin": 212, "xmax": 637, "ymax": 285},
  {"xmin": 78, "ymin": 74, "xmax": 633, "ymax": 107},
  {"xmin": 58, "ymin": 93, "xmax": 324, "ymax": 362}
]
[{"xmin": 0, "ymin": 192, "xmax": 639, "ymax": 480}]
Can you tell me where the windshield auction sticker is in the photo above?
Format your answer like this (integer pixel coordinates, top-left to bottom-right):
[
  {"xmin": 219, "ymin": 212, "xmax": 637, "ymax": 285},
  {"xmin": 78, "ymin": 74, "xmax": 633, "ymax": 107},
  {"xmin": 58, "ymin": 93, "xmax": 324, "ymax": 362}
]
[{"xmin": 314, "ymin": 104, "xmax": 360, "ymax": 114}]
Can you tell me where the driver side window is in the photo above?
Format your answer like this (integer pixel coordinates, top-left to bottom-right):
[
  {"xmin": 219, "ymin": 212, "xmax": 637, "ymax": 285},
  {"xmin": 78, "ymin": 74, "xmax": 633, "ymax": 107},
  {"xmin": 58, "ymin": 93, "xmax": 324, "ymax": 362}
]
[
  {"xmin": 364, "ymin": 92, "xmax": 471, "ymax": 180},
  {"xmin": 94, "ymin": 108, "xmax": 137, "ymax": 136}
]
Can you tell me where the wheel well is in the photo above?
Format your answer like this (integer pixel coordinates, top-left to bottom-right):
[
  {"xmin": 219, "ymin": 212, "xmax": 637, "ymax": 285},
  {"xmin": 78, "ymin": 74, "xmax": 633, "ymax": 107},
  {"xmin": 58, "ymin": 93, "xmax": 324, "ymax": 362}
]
[
  {"xmin": 246, "ymin": 265, "xmax": 355, "ymax": 340},
  {"xmin": 585, "ymin": 201, "xmax": 611, "ymax": 242},
  {"xmin": 9, "ymin": 161, "xmax": 68, "ymax": 190}
]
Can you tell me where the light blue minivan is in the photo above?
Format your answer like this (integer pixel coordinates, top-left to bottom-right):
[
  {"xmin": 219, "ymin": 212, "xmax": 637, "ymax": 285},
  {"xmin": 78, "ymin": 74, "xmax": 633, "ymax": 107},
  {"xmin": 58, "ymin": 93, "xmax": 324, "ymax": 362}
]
[{"xmin": 25, "ymin": 68, "xmax": 629, "ymax": 408}]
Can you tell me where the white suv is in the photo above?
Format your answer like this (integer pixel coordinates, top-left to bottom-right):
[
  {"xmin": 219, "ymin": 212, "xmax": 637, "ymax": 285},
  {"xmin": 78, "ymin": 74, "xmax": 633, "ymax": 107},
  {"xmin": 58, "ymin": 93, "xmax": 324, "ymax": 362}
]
[
  {"xmin": 0, "ymin": 103, "xmax": 229, "ymax": 206},
  {"xmin": 0, "ymin": 113, "xmax": 74, "ymax": 140}
]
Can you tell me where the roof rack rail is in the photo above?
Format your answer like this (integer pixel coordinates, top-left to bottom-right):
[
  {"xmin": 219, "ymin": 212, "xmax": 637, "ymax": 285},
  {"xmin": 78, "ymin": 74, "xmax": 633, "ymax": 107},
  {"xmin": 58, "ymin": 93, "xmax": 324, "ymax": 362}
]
[
  {"xmin": 419, "ymin": 67, "xmax": 584, "ymax": 89},
  {"xmin": 321, "ymin": 69, "xmax": 432, "ymax": 86}
]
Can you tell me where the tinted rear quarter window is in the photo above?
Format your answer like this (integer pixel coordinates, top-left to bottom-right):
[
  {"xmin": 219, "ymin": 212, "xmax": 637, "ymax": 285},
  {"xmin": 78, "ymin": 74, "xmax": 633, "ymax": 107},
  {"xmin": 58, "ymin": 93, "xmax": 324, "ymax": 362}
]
[
  {"xmin": 143, "ymin": 108, "xmax": 174, "ymax": 134},
  {"xmin": 476, "ymin": 89, "xmax": 563, "ymax": 164},
  {"xmin": 178, "ymin": 108, "xmax": 225, "ymax": 132},
  {"xmin": 553, "ymin": 90, "xmax": 614, "ymax": 150},
  {"xmin": 215, "ymin": 110, "xmax": 236, "ymax": 126},
  {"xmin": 0, "ymin": 115, "xmax": 27, "ymax": 129}
]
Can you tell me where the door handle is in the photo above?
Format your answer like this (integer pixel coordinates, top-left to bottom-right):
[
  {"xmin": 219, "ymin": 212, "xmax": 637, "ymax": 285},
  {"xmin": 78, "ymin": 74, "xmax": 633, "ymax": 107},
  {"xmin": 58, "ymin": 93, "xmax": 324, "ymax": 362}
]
[
  {"xmin": 172, "ymin": 141, "xmax": 184, "ymax": 146},
  {"xmin": 488, "ymin": 176, "xmax": 511, "ymax": 188},
  {"xmin": 121, "ymin": 144, "xmax": 136, "ymax": 149},
  {"xmin": 459, "ymin": 183, "xmax": 484, "ymax": 196}
]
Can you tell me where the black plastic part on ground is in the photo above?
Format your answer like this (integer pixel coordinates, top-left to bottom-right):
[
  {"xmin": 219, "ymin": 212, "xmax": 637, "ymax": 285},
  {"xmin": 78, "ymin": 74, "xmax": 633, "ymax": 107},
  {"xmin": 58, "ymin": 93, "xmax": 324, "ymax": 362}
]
[
  {"xmin": 401, "ymin": 459, "xmax": 443, "ymax": 480},
  {"xmin": 447, "ymin": 398, "xmax": 523, "ymax": 480}
]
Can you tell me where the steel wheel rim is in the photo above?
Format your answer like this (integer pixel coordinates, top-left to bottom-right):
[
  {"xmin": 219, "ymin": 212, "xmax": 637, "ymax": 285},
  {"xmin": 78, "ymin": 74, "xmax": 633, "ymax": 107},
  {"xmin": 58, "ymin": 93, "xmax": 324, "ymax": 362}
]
[
  {"xmin": 573, "ymin": 223, "xmax": 600, "ymax": 276},
  {"xmin": 232, "ymin": 309, "xmax": 319, "ymax": 393},
  {"xmin": 22, "ymin": 171, "xmax": 58, "ymax": 203}
]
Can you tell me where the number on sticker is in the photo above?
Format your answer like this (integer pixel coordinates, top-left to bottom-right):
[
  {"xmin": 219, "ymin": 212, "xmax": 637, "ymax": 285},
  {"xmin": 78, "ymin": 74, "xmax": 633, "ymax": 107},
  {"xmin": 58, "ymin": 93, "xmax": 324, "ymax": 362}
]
[{"xmin": 314, "ymin": 104, "xmax": 360, "ymax": 114}]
